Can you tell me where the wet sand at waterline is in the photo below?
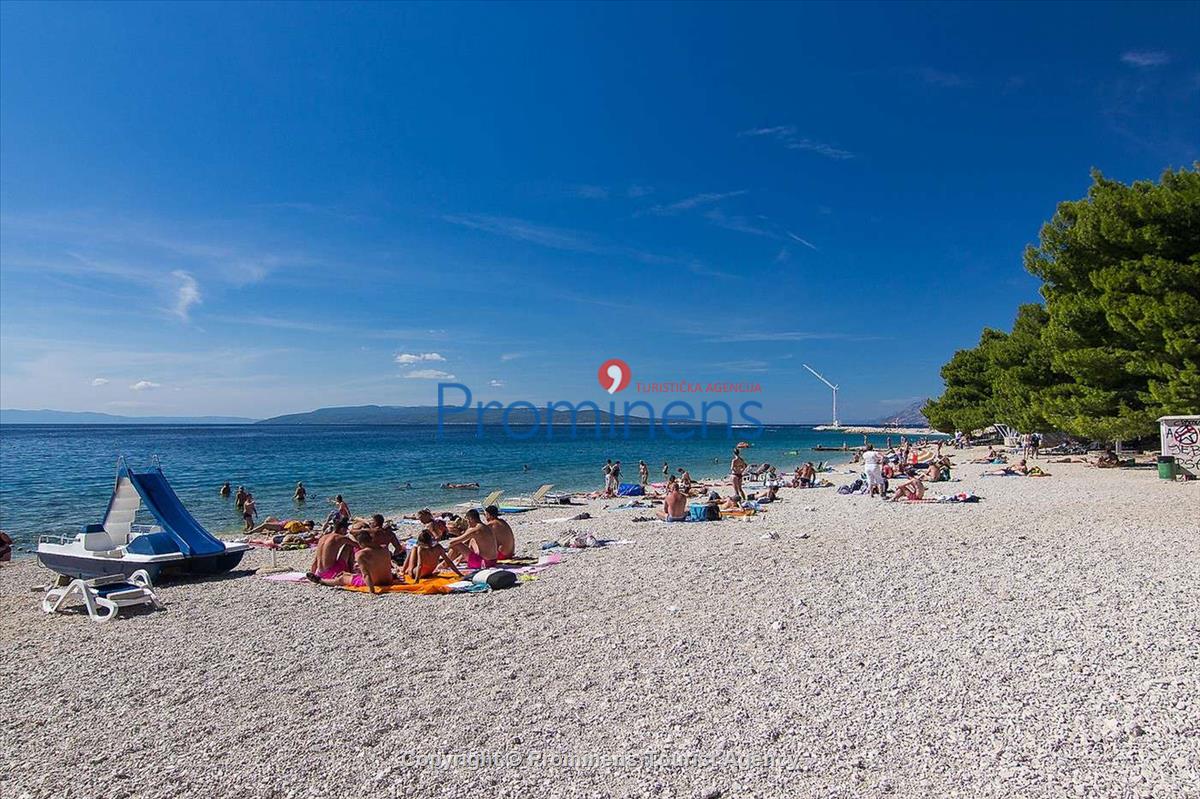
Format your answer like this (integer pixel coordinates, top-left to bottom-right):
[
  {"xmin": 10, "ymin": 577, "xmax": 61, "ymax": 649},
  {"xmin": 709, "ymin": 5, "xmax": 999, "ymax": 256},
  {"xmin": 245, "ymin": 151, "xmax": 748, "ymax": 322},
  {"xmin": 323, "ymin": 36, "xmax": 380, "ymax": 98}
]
[{"xmin": 2, "ymin": 448, "xmax": 1197, "ymax": 798}]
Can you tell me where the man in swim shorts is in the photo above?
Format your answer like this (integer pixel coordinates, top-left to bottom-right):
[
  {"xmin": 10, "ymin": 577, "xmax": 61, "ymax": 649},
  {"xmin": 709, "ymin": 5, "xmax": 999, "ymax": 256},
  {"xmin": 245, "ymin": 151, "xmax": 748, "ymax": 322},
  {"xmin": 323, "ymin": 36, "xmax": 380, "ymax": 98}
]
[
  {"xmin": 359, "ymin": 513, "xmax": 405, "ymax": 562},
  {"xmin": 309, "ymin": 518, "xmax": 356, "ymax": 578},
  {"xmin": 657, "ymin": 483, "xmax": 688, "ymax": 521},
  {"xmin": 484, "ymin": 504, "xmax": 516, "ymax": 560},
  {"xmin": 445, "ymin": 508, "xmax": 499, "ymax": 569},
  {"xmin": 307, "ymin": 530, "xmax": 394, "ymax": 594}
]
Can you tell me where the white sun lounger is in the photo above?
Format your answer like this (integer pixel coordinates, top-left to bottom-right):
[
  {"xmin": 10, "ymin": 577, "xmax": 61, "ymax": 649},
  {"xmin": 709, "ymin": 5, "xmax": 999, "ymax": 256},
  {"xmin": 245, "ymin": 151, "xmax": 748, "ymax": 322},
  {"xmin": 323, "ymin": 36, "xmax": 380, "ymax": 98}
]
[
  {"xmin": 506, "ymin": 484, "xmax": 557, "ymax": 506},
  {"xmin": 456, "ymin": 489, "xmax": 503, "ymax": 510},
  {"xmin": 42, "ymin": 570, "xmax": 164, "ymax": 622}
]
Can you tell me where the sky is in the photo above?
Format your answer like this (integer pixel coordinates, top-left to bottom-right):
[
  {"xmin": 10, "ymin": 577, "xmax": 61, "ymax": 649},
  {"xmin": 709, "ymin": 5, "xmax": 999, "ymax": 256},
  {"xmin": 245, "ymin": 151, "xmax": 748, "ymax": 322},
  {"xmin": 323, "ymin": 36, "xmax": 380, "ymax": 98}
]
[{"xmin": 1, "ymin": 1, "xmax": 1197, "ymax": 423}]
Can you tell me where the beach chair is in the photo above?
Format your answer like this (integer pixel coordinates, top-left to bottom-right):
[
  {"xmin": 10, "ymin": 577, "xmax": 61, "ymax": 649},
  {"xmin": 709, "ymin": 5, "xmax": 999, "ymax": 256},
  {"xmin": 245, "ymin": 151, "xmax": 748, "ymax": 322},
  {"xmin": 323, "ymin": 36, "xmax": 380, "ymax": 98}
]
[
  {"xmin": 42, "ymin": 569, "xmax": 164, "ymax": 623},
  {"xmin": 507, "ymin": 484, "xmax": 556, "ymax": 506},
  {"xmin": 456, "ymin": 489, "xmax": 503, "ymax": 510}
]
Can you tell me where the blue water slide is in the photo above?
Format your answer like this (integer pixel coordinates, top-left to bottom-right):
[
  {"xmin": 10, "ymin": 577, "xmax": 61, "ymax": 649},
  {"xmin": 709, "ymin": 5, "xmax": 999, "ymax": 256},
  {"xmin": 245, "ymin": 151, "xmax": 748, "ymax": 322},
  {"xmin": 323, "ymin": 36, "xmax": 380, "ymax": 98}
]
[{"xmin": 127, "ymin": 467, "xmax": 226, "ymax": 557}]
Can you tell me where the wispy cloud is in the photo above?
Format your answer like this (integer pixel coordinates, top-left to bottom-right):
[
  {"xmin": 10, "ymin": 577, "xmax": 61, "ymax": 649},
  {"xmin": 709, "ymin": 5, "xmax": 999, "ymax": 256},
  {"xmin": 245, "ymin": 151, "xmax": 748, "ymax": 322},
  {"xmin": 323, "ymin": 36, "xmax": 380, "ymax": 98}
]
[
  {"xmin": 570, "ymin": 184, "xmax": 610, "ymax": 199},
  {"xmin": 1121, "ymin": 51, "xmax": 1170, "ymax": 68},
  {"xmin": 395, "ymin": 352, "xmax": 446, "ymax": 364},
  {"xmin": 489, "ymin": 379, "xmax": 505, "ymax": 388},
  {"xmin": 130, "ymin": 380, "xmax": 161, "ymax": 391},
  {"xmin": 500, "ymin": 352, "xmax": 527, "ymax": 361},
  {"xmin": 702, "ymin": 209, "xmax": 821, "ymax": 251},
  {"xmin": 645, "ymin": 190, "xmax": 748, "ymax": 216},
  {"xmin": 403, "ymin": 369, "xmax": 456, "ymax": 380},
  {"xmin": 712, "ymin": 359, "xmax": 771, "ymax": 373},
  {"xmin": 91, "ymin": 377, "xmax": 109, "ymax": 387},
  {"xmin": 703, "ymin": 208, "xmax": 774, "ymax": 237},
  {"xmin": 443, "ymin": 214, "xmax": 596, "ymax": 252},
  {"xmin": 443, "ymin": 214, "xmax": 678, "ymax": 267},
  {"xmin": 627, "ymin": 185, "xmax": 654, "ymax": 198},
  {"xmin": 703, "ymin": 330, "xmax": 884, "ymax": 344},
  {"xmin": 739, "ymin": 125, "xmax": 854, "ymax": 160},
  {"xmin": 786, "ymin": 232, "xmax": 819, "ymax": 251},
  {"xmin": 170, "ymin": 270, "xmax": 201, "ymax": 321},
  {"xmin": 913, "ymin": 67, "xmax": 970, "ymax": 88}
]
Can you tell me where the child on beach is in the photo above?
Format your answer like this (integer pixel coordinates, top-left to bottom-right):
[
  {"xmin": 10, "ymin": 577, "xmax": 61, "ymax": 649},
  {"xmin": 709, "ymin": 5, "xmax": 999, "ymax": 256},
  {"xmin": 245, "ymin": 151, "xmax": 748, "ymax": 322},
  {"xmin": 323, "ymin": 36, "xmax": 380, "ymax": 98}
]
[{"xmin": 401, "ymin": 529, "xmax": 463, "ymax": 583}]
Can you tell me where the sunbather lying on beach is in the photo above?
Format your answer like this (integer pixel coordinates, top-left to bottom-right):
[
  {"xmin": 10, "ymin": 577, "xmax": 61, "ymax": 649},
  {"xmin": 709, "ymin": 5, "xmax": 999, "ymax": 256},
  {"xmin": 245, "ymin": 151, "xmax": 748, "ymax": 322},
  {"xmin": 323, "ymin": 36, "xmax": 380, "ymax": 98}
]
[
  {"xmin": 1093, "ymin": 449, "xmax": 1127, "ymax": 468},
  {"xmin": 401, "ymin": 529, "xmax": 463, "ymax": 583},
  {"xmin": 446, "ymin": 508, "xmax": 499, "ymax": 569},
  {"xmin": 657, "ymin": 484, "xmax": 688, "ymax": 521},
  {"xmin": 971, "ymin": 448, "xmax": 1006, "ymax": 464},
  {"xmin": 890, "ymin": 476, "xmax": 926, "ymax": 502},
  {"xmin": 307, "ymin": 530, "xmax": 394, "ymax": 594},
  {"xmin": 984, "ymin": 459, "xmax": 1031, "ymax": 477},
  {"xmin": 484, "ymin": 504, "xmax": 516, "ymax": 560},
  {"xmin": 249, "ymin": 517, "xmax": 316, "ymax": 535}
]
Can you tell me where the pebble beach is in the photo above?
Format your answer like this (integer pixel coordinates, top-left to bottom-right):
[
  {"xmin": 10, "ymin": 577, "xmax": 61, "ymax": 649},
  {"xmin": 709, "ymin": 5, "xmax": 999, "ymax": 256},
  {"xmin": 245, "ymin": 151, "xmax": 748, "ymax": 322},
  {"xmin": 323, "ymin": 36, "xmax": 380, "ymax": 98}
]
[{"xmin": 2, "ymin": 449, "xmax": 1197, "ymax": 799}]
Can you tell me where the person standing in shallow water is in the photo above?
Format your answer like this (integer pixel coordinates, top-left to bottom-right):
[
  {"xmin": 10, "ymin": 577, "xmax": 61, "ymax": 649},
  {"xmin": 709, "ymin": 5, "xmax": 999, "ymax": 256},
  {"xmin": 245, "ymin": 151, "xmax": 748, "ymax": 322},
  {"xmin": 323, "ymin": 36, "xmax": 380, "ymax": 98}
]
[
  {"xmin": 293, "ymin": 482, "xmax": 306, "ymax": 503},
  {"xmin": 638, "ymin": 460, "xmax": 649, "ymax": 488},
  {"xmin": 219, "ymin": 481, "xmax": 231, "ymax": 498},
  {"xmin": 730, "ymin": 449, "xmax": 748, "ymax": 501}
]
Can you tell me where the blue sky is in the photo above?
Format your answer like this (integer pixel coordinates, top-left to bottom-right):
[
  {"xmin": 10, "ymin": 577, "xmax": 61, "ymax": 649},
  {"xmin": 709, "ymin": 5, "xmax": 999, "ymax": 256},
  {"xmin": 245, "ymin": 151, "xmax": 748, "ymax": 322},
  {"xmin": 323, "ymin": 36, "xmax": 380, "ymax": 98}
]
[{"xmin": 1, "ymin": 1, "xmax": 1196, "ymax": 422}]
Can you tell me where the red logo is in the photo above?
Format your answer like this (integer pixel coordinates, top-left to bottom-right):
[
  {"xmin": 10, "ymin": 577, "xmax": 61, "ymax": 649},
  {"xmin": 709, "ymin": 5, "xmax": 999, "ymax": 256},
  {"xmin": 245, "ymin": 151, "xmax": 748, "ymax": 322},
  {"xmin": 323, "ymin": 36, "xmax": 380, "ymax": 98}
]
[{"xmin": 598, "ymin": 358, "xmax": 631, "ymax": 394}]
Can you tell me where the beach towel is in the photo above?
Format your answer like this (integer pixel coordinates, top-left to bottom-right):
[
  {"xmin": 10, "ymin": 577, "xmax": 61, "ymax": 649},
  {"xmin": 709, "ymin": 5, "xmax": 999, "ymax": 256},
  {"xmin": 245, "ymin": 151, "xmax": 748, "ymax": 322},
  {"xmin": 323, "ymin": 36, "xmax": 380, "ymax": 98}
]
[
  {"xmin": 261, "ymin": 570, "xmax": 309, "ymax": 582},
  {"xmin": 616, "ymin": 483, "xmax": 645, "ymax": 496},
  {"xmin": 339, "ymin": 572, "xmax": 475, "ymax": 595}
]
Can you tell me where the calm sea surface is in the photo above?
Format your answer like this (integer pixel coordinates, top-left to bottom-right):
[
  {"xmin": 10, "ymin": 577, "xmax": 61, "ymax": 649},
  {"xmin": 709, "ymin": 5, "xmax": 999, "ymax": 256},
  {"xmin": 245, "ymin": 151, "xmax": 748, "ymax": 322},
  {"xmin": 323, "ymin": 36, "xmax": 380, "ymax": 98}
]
[{"xmin": 0, "ymin": 424, "xmax": 928, "ymax": 550}]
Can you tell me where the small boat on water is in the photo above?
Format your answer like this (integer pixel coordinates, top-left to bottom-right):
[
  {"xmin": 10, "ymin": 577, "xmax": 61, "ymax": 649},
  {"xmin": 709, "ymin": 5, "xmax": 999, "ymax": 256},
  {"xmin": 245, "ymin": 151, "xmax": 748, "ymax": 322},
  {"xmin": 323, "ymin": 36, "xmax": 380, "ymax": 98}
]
[{"xmin": 37, "ymin": 458, "xmax": 249, "ymax": 582}]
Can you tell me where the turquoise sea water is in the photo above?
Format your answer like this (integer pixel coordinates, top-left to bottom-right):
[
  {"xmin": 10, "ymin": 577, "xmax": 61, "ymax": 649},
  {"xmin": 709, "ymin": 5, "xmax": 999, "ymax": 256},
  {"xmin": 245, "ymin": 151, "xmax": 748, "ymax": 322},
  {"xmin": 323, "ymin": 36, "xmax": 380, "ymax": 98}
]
[{"xmin": 0, "ymin": 424, "xmax": 934, "ymax": 550}]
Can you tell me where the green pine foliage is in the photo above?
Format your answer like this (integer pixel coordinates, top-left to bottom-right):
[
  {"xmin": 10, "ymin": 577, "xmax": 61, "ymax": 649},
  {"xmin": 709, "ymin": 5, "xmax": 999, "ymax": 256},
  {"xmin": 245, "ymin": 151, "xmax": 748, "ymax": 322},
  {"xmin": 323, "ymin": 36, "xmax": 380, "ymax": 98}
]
[{"xmin": 926, "ymin": 166, "xmax": 1200, "ymax": 440}]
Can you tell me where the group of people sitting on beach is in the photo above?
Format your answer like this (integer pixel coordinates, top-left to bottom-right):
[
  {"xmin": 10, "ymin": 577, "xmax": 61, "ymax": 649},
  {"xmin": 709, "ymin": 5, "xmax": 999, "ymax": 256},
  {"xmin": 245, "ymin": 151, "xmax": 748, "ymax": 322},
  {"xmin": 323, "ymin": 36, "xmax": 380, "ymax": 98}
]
[{"xmin": 303, "ymin": 504, "xmax": 517, "ymax": 593}]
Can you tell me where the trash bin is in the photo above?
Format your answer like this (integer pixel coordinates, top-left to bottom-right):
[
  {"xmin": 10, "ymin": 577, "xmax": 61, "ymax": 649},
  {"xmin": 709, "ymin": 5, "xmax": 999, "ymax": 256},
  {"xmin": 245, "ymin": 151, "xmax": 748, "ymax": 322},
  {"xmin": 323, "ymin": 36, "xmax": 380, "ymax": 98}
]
[{"xmin": 1157, "ymin": 455, "xmax": 1177, "ymax": 480}]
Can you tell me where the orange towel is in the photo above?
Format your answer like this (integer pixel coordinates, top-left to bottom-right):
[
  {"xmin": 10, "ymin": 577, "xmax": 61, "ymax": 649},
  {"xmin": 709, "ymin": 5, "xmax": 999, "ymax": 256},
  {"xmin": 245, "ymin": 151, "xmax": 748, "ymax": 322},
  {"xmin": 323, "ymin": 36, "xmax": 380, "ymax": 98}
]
[{"xmin": 339, "ymin": 571, "xmax": 463, "ymax": 595}]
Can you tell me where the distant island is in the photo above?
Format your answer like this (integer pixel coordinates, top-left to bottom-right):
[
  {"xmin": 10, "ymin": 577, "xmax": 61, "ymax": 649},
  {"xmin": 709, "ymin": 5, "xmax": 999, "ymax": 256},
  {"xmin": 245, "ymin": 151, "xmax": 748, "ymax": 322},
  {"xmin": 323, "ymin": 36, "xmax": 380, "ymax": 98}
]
[
  {"xmin": 0, "ymin": 409, "xmax": 256, "ymax": 425},
  {"xmin": 1, "ymin": 403, "xmax": 930, "ymax": 427}
]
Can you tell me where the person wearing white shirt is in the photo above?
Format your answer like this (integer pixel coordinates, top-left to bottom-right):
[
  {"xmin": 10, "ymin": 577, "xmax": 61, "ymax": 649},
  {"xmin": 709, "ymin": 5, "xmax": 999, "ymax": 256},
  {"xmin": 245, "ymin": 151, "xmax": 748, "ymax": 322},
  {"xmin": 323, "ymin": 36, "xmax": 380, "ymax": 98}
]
[{"xmin": 861, "ymin": 444, "xmax": 887, "ymax": 499}]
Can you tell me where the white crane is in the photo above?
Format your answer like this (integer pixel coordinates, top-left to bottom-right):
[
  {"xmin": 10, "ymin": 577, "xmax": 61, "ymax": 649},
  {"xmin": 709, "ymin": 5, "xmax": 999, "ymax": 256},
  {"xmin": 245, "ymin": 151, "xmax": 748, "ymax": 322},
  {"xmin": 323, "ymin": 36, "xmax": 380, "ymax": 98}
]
[{"xmin": 802, "ymin": 363, "xmax": 840, "ymax": 427}]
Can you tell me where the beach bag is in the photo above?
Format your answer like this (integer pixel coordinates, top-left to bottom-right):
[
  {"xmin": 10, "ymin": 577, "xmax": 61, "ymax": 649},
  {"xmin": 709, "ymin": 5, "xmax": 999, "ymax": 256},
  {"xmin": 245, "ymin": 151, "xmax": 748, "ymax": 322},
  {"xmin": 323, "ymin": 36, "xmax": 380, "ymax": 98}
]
[
  {"xmin": 704, "ymin": 503, "xmax": 721, "ymax": 521},
  {"xmin": 472, "ymin": 569, "xmax": 517, "ymax": 589},
  {"xmin": 616, "ymin": 483, "xmax": 644, "ymax": 497},
  {"xmin": 687, "ymin": 504, "xmax": 708, "ymax": 522}
]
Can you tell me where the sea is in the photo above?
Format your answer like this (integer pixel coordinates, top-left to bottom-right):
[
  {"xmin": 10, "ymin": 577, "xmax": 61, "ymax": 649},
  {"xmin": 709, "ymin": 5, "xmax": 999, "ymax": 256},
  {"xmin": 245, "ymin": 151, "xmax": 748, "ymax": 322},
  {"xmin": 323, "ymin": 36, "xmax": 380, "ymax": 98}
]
[{"xmin": 0, "ymin": 424, "xmax": 934, "ymax": 552}]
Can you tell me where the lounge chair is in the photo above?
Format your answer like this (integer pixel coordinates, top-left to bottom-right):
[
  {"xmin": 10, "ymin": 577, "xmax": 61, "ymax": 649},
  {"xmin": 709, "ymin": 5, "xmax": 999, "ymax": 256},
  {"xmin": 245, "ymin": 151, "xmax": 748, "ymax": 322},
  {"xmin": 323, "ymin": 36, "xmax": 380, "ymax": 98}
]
[
  {"xmin": 42, "ymin": 569, "xmax": 164, "ymax": 622},
  {"xmin": 456, "ymin": 489, "xmax": 503, "ymax": 510},
  {"xmin": 507, "ymin": 484, "xmax": 556, "ymax": 506}
]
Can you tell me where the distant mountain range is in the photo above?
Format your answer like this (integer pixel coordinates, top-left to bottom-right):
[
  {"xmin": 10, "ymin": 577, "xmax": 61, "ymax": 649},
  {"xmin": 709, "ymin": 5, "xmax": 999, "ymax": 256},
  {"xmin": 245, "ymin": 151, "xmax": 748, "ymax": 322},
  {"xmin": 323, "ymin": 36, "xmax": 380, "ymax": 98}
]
[
  {"xmin": 256, "ymin": 404, "xmax": 659, "ymax": 426},
  {"xmin": 2, "ymin": 403, "xmax": 925, "ymax": 427},
  {"xmin": 871, "ymin": 400, "xmax": 930, "ymax": 427},
  {"xmin": 0, "ymin": 409, "xmax": 256, "ymax": 425}
]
